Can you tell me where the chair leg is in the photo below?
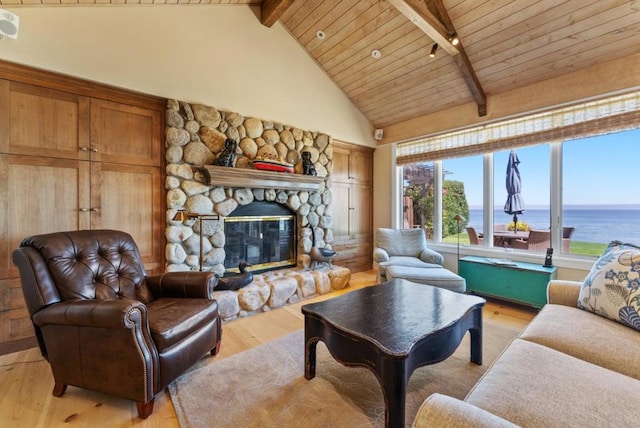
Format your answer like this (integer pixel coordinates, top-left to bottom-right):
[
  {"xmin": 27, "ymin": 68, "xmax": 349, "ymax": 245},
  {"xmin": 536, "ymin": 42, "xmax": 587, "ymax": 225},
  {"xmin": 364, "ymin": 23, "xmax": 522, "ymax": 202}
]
[
  {"xmin": 136, "ymin": 399, "xmax": 155, "ymax": 419},
  {"xmin": 52, "ymin": 382, "xmax": 67, "ymax": 397},
  {"xmin": 211, "ymin": 340, "xmax": 222, "ymax": 356}
]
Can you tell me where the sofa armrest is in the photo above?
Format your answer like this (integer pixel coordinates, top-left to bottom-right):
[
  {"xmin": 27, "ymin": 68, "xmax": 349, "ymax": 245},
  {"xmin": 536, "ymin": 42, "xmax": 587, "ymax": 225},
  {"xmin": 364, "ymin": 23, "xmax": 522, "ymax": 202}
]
[
  {"xmin": 373, "ymin": 247, "xmax": 390, "ymax": 264},
  {"xmin": 413, "ymin": 394, "xmax": 520, "ymax": 428},
  {"xmin": 146, "ymin": 271, "xmax": 218, "ymax": 299},
  {"xmin": 547, "ymin": 280, "xmax": 582, "ymax": 307},
  {"xmin": 32, "ymin": 298, "xmax": 147, "ymax": 329},
  {"xmin": 418, "ymin": 247, "xmax": 444, "ymax": 265}
]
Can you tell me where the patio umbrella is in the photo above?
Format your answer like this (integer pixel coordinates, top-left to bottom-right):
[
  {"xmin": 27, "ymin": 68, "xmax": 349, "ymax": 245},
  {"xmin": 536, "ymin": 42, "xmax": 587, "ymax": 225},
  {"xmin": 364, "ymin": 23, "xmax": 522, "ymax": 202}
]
[{"xmin": 504, "ymin": 150, "xmax": 525, "ymax": 232}]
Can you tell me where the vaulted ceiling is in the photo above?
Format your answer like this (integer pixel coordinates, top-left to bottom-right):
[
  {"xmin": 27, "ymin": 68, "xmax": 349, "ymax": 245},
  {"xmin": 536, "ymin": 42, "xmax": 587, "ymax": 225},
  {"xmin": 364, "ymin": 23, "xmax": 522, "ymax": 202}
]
[{"xmin": 4, "ymin": 0, "xmax": 640, "ymax": 136}]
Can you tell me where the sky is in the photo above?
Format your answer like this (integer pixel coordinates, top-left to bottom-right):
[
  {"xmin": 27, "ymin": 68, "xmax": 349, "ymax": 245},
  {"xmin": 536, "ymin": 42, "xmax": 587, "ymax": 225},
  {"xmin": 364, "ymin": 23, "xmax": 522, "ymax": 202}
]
[{"xmin": 443, "ymin": 127, "xmax": 640, "ymax": 208}]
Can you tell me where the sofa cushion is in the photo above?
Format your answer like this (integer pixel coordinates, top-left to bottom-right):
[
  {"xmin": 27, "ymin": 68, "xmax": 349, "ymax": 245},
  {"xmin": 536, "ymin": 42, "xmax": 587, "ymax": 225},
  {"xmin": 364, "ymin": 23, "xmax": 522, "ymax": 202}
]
[
  {"xmin": 466, "ymin": 339, "xmax": 640, "ymax": 427},
  {"xmin": 379, "ymin": 257, "xmax": 441, "ymax": 275},
  {"xmin": 577, "ymin": 241, "xmax": 640, "ymax": 331},
  {"xmin": 413, "ymin": 393, "xmax": 518, "ymax": 428},
  {"xmin": 519, "ymin": 303, "xmax": 640, "ymax": 380}
]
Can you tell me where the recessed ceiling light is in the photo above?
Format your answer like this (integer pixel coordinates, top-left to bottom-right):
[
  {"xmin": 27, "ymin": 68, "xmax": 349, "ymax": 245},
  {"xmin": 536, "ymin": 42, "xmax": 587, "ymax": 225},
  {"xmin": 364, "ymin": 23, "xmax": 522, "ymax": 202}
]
[
  {"xmin": 371, "ymin": 49, "xmax": 381, "ymax": 59},
  {"xmin": 316, "ymin": 30, "xmax": 325, "ymax": 40}
]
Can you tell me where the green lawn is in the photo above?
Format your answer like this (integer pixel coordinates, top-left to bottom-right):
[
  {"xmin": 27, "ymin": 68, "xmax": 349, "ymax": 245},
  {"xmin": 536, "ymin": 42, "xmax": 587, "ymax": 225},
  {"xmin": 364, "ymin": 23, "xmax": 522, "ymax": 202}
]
[{"xmin": 444, "ymin": 234, "xmax": 607, "ymax": 256}]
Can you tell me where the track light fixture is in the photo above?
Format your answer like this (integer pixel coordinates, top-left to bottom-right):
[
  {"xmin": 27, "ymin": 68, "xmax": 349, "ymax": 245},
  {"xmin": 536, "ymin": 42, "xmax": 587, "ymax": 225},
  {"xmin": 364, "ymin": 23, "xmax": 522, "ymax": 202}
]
[
  {"xmin": 449, "ymin": 32, "xmax": 460, "ymax": 46},
  {"xmin": 429, "ymin": 43, "xmax": 438, "ymax": 58}
]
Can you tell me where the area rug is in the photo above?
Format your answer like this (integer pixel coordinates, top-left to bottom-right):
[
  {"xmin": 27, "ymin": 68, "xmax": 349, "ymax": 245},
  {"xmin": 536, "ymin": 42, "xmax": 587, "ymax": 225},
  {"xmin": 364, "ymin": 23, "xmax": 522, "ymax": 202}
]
[{"xmin": 168, "ymin": 319, "xmax": 520, "ymax": 427}]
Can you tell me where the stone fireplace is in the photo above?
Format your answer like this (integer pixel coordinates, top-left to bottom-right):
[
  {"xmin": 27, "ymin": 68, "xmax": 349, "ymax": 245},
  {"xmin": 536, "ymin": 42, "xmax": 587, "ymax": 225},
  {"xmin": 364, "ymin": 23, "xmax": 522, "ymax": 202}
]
[
  {"xmin": 223, "ymin": 201, "xmax": 296, "ymax": 274},
  {"xmin": 164, "ymin": 99, "xmax": 350, "ymax": 320}
]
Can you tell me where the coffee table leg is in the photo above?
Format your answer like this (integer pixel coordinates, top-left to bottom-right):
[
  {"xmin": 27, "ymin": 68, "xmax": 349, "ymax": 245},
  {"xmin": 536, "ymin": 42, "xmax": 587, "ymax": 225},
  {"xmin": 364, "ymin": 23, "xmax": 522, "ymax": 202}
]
[
  {"xmin": 470, "ymin": 308, "xmax": 483, "ymax": 365},
  {"xmin": 381, "ymin": 361, "xmax": 407, "ymax": 428},
  {"xmin": 305, "ymin": 336, "xmax": 318, "ymax": 380}
]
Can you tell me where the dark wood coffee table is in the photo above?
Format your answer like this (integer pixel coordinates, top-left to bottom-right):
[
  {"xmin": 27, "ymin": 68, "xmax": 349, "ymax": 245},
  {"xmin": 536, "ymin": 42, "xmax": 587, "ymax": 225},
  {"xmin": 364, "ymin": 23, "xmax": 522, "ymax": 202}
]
[{"xmin": 301, "ymin": 278, "xmax": 486, "ymax": 428}]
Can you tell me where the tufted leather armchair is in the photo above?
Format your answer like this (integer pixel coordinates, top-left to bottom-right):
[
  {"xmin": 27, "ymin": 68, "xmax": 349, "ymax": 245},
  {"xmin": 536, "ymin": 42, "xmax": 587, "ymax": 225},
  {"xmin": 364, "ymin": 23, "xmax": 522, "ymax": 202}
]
[{"xmin": 12, "ymin": 229, "xmax": 222, "ymax": 419}]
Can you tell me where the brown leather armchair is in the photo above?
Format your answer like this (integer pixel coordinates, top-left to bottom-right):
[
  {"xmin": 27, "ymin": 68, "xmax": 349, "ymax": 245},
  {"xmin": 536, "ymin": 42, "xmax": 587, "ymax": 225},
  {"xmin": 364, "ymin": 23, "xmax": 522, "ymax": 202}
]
[{"xmin": 12, "ymin": 229, "xmax": 222, "ymax": 419}]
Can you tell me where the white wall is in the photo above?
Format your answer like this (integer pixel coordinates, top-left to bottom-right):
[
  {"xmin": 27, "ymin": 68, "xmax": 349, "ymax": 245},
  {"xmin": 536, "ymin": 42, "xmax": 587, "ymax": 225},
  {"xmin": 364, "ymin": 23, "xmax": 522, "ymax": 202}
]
[{"xmin": 0, "ymin": 5, "xmax": 375, "ymax": 147}]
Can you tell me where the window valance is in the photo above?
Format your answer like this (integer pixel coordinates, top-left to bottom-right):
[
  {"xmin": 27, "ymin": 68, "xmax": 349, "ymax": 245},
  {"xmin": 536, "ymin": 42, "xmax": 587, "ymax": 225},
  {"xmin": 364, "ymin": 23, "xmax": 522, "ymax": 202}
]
[{"xmin": 396, "ymin": 90, "xmax": 640, "ymax": 165}]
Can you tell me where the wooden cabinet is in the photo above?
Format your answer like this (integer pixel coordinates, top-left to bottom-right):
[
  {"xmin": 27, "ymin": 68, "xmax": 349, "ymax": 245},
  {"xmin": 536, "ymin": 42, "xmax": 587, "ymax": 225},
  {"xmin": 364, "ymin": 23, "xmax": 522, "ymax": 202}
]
[
  {"xmin": 0, "ymin": 61, "xmax": 165, "ymax": 353},
  {"xmin": 331, "ymin": 141, "xmax": 374, "ymax": 273}
]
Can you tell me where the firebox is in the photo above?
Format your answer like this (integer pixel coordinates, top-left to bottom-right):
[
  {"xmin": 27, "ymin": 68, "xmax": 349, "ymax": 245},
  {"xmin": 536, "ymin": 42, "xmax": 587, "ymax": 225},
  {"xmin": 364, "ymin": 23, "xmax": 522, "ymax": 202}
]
[{"xmin": 223, "ymin": 201, "xmax": 296, "ymax": 275}]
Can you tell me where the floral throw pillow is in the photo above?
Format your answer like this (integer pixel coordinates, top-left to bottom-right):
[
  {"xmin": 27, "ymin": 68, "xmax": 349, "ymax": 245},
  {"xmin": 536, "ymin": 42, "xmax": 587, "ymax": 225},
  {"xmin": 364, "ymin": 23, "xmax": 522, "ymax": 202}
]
[{"xmin": 578, "ymin": 241, "xmax": 640, "ymax": 331}]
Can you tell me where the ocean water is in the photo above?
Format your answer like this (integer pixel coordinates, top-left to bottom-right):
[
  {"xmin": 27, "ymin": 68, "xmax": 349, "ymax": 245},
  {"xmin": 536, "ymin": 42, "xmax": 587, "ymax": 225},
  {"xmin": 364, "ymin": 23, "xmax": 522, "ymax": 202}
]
[{"xmin": 467, "ymin": 207, "xmax": 640, "ymax": 245}]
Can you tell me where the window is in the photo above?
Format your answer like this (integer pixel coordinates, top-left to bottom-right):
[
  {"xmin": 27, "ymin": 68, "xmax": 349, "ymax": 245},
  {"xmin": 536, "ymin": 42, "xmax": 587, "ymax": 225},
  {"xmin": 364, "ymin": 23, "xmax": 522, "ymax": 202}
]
[
  {"xmin": 402, "ymin": 163, "xmax": 434, "ymax": 234},
  {"xmin": 442, "ymin": 155, "xmax": 483, "ymax": 245},
  {"xmin": 396, "ymin": 90, "xmax": 640, "ymax": 258},
  {"xmin": 562, "ymin": 128, "xmax": 640, "ymax": 256},
  {"xmin": 399, "ymin": 129, "xmax": 639, "ymax": 256}
]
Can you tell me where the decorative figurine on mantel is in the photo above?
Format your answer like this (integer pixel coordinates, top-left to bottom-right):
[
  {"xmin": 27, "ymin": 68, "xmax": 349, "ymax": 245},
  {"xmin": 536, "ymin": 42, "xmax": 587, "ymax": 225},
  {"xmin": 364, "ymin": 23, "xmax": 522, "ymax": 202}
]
[
  {"xmin": 301, "ymin": 151, "xmax": 317, "ymax": 176},
  {"xmin": 213, "ymin": 138, "xmax": 238, "ymax": 167}
]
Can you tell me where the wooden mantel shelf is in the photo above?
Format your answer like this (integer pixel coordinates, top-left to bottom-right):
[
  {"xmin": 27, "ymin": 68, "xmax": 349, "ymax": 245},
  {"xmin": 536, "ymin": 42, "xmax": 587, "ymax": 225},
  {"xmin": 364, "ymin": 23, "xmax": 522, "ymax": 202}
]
[{"xmin": 203, "ymin": 165, "xmax": 326, "ymax": 192}]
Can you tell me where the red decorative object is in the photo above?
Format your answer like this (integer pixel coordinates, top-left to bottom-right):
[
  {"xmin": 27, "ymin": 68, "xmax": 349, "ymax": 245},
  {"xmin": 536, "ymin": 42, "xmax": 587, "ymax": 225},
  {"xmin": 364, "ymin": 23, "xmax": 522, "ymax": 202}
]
[{"xmin": 252, "ymin": 159, "xmax": 294, "ymax": 173}]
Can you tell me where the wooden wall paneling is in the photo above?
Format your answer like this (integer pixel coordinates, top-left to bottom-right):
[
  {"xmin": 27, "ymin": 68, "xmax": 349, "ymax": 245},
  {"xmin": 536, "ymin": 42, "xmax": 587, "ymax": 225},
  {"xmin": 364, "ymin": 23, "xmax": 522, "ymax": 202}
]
[
  {"xmin": 0, "ymin": 277, "xmax": 33, "ymax": 344},
  {"xmin": 96, "ymin": 163, "xmax": 163, "ymax": 273},
  {"xmin": 331, "ymin": 181, "xmax": 351, "ymax": 242},
  {"xmin": 0, "ymin": 154, "xmax": 91, "ymax": 279},
  {"xmin": 0, "ymin": 60, "xmax": 166, "ymax": 113},
  {"xmin": 0, "ymin": 80, "xmax": 91, "ymax": 160},
  {"xmin": 331, "ymin": 141, "xmax": 374, "ymax": 273},
  {"xmin": 90, "ymin": 99, "xmax": 162, "ymax": 166}
]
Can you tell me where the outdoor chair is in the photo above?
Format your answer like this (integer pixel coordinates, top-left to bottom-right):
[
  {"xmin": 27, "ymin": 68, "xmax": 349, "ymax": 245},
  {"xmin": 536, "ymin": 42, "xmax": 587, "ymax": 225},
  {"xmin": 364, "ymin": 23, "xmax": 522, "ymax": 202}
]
[
  {"xmin": 465, "ymin": 227, "xmax": 484, "ymax": 245},
  {"xmin": 12, "ymin": 229, "xmax": 222, "ymax": 419},
  {"xmin": 563, "ymin": 226, "xmax": 576, "ymax": 253},
  {"xmin": 511, "ymin": 229, "xmax": 551, "ymax": 252}
]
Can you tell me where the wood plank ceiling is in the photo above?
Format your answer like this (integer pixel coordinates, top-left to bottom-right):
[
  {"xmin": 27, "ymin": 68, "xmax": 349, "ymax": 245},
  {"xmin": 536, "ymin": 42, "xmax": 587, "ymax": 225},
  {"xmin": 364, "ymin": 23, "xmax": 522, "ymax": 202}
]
[{"xmin": 4, "ymin": 0, "xmax": 640, "ymax": 134}]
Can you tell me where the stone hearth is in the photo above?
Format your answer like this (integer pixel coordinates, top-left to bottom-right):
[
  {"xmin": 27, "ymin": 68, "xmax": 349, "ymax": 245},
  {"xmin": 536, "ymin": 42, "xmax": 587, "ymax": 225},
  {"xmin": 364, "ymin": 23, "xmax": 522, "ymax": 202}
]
[
  {"xmin": 164, "ymin": 99, "xmax": 349, "ymax": 321},
  {"xmin": 214, "ymin": 265, "xmax": 350, "ymax": 321}
]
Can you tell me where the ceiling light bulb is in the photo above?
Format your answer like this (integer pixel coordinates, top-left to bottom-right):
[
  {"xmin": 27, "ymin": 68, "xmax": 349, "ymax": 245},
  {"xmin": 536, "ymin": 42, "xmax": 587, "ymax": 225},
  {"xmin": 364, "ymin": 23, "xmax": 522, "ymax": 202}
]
[
  {"xmin": 316, "ymin": 30, "xmax": 325, "ymax": 40},
  {"xmin": 371, "ymin": 49, "xmax": 381, "ymax": 59},
  {"xmin": 450, "ymin": 33, "xmax": 460, "ymax": 46},
  {"xmin": 429, "ymin": 43, "xmax": 438, "ymax": 58}
]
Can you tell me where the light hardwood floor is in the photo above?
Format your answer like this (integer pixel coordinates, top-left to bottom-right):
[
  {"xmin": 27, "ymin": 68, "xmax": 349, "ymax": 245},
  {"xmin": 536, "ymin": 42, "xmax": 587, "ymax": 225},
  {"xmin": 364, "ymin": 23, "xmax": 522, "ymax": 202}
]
[{"xmin": 0, "ymin": 270, "xmax": 537, "ymax": 427}]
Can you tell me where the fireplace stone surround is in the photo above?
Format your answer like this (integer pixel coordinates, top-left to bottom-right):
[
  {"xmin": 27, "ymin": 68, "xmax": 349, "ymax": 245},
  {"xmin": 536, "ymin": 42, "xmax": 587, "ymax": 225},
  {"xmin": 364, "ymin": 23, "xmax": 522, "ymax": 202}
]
[{"xmin": 164, "ymin": 99, "xmax": 351, "ymax": 320}]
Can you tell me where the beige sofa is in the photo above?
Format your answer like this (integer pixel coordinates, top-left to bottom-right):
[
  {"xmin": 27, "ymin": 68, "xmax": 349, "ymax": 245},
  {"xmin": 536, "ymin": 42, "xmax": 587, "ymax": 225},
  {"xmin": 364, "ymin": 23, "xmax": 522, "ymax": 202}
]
[{"xmin": 413, "ymin": 279, "xmax": 640, "ymax": 427}]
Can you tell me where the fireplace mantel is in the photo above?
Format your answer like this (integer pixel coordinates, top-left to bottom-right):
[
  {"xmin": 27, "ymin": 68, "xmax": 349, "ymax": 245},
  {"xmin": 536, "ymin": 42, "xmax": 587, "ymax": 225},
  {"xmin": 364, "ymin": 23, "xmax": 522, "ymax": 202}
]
[{"xmin": 203, "ymin": 165, "xmax": 326, "ymax": 191}]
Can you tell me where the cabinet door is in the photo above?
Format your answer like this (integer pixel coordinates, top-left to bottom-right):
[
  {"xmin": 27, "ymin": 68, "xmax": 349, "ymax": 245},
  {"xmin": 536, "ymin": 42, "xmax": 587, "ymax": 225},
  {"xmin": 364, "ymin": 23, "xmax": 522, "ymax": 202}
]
[
  {"xmin": 350, "ymin": 150, "xmax": 372, "ymax": 186},
  {"xmin": 332, "ymin": 181, "xmax": 351, "ymax": 243},
  {"xmin": 351, "ymin": 183, "xmax": 372, "ymax": 241},
  {"xmin": 0, "ymin": 154, "xmax": 91, "ymax": 279},
  {"xmin": 93, "ymin": 163, "xmax": 164, "ymax": 273},
  {"xmin": 91, "ymin": 99, "xmax": 162, "ymax": 167},
  {"xmin": 0, "ymin": 80, "xmax": 90, "ymax": 159},
  {"xmin": 331, "ymin": 146, "xmax": 350, "ymax": 183}
]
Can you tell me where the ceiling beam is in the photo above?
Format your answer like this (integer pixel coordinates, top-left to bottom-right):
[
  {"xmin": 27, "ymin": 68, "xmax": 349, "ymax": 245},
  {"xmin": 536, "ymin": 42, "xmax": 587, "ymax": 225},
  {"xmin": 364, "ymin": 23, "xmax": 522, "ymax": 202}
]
[
  {"xmin": 425, "ymin": 0, "xmax": 487, "ymax": 116},
  {"xmin": 387, "ymin": 0, "xmax": 459, "ymax": 55},
  {"xmin": 260, "ymin": 0, "xmax": 296, "ymax": 28}
]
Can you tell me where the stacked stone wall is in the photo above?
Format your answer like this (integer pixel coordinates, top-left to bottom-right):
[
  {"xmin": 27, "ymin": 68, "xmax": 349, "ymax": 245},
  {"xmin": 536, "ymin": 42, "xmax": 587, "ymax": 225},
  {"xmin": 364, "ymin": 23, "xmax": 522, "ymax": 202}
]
[{"xmin": 164, "ymin": 99, "xmax": 335, "ymax": 275}]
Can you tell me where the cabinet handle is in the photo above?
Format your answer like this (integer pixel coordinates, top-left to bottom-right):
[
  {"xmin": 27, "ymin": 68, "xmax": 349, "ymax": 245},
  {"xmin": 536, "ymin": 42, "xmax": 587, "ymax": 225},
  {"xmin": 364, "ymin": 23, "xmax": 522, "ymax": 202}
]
[
  {"xmin": 90, "ymin": 208, "xmax": 100, "ymax": 212},
  {"xmin": 79, "ymin": 208, "xmax": 89, "ymax": 212},
  {"xmin": 79, "ymin": 147, "xmax": 90, "ymax": 152},
  {"xmin": 90, "ymin": 147, "xmax": 98, "ymax": 153}
]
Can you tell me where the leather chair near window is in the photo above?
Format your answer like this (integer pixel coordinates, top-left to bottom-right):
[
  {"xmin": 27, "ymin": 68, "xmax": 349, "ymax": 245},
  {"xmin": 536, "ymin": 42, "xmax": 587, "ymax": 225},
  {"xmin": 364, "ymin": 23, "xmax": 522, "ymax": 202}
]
[{"xmin": 12, "ymin": 229, "xmax": 222, "ymax": 419}]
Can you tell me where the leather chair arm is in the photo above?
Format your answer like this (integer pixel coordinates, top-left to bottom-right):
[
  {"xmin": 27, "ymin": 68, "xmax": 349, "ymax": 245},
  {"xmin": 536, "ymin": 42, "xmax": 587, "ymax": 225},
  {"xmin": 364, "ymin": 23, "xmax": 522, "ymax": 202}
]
[
  {"xmin": 146, "ymin": 271, "xmax": 218, "ymax": 299},
  {"xmin": 32, "ymin": 299, "xmax": 148, "ymax": 329}
]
